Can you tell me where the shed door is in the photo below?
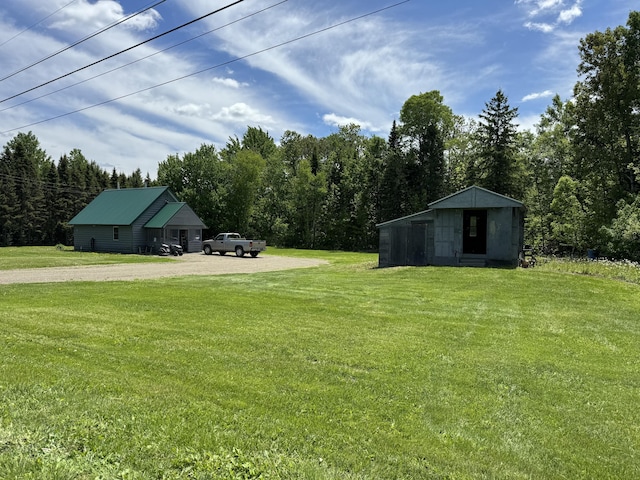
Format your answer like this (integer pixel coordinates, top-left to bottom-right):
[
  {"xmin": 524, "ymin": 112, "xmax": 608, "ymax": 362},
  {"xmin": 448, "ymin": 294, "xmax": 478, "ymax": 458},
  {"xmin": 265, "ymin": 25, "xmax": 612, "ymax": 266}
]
[
  {"xmin": 463, "ymin": 210, "xmax": 487, "ymax": 254},
  {"xmin": 409, "ymin": 222, "xmax": 429, "ymax": 266}
]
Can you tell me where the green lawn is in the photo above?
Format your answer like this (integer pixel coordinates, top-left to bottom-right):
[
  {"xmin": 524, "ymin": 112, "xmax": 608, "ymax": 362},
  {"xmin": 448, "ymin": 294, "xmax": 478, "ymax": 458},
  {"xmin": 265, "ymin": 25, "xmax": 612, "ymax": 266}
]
[
  {"xmin": 1, "ymin": 249, "xmax": 639, "ymax": 479},
  {"xmin": 0, "ymin": 246, "xmax": 169, "ymax": 270}
]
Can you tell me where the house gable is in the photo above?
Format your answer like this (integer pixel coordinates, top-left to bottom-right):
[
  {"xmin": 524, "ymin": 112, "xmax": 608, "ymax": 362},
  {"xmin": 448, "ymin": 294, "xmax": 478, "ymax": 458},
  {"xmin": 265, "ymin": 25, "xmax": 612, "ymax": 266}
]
[{"xmin": 145, "ymin": 203, "xmax": 207, "ymax": 229}]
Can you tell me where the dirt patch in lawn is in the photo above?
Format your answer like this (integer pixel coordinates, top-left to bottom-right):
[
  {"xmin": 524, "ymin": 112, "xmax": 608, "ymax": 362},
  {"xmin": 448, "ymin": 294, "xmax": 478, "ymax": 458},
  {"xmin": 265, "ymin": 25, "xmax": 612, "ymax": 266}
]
[{"xmin": 0, "ymin": 253, "xmax": 328, "ymax": 285}]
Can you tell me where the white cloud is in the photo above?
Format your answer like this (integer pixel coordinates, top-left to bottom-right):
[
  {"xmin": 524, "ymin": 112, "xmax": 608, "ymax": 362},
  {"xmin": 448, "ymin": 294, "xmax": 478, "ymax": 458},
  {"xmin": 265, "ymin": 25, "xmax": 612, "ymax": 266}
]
[
  {"xmin": 522, "ymin": 90, "xmax": 554, "ymax": 102},
  {"xmin": 517, "ymin": 113, "xmax": 541, "ymax": 132},
  {"xmin": 518, "ymin": 0, "xmax": 583, "ymax": 33},
  {"xmin": 48, "ymin": 0, "xmax": 161, "ymax": 31},
  {"xmin": 518, "ymin": 0, "xmax": 564, "ymax": 17},
  {"xmin": 558, "ymin": 2, "xmax": 583, "ymax": 24},
  {"xmin": 322, "ymin": 113, "xmax": 380, "ymax": 132},
  {"xmin": 173, "ymin": 103, "xmax": 211, "ymax": 117},
  {"xmin": 211, "ymin": 77, "xmax": 247, "ymax": 89},
  {"xmin": 212, "ymin": 103, "xmax": 274, "ymax": 126},
  {"xmin": 524, "ymin": 21, "xmax": 555, "ymax": 33}
]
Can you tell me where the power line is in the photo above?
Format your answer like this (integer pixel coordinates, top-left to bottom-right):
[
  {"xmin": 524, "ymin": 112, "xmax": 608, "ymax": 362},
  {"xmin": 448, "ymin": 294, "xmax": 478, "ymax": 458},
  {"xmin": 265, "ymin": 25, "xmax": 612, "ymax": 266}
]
[
  {"xmin": 0, "ymin": 1, "xmax": 410, "ymax": 135},
  {"xmin": 0, "ymin": 0, "xmax": 245, "ymax": 104},
  {"xmin": 0, "ymin": 0, "xmax": 79, "ymax": 49},
  {"xmin": 0, "ymin": 172, "xmax": 98, "ymax": 196},
  {"xmin": 0, "ymin": 0, "xmax": 167, "ymax": 83},
  {"xmin": 0, "ymin": 0, "xmax": 289, "ymax": 115}
]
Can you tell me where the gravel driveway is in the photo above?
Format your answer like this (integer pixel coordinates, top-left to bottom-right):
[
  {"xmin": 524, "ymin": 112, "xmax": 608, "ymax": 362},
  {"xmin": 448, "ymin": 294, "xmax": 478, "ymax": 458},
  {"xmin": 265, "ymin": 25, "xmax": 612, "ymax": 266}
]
[{"xmin": 0, "ymin": 253, "xmax": 328, "ymax": 285}]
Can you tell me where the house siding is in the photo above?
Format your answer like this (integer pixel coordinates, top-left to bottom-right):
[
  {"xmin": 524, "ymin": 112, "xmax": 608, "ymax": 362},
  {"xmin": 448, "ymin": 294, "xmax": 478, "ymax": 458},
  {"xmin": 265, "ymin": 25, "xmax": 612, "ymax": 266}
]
[{"xmin": 74, "ymin": 225, "xmax": 134, "ymax": 253}]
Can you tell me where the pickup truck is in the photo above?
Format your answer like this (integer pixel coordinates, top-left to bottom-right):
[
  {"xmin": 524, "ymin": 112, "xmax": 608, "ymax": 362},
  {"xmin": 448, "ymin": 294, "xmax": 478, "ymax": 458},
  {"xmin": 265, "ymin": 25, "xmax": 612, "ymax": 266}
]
[{"xmin": 202, "ymin": 233, "xmax": 267, "ymax": 257}]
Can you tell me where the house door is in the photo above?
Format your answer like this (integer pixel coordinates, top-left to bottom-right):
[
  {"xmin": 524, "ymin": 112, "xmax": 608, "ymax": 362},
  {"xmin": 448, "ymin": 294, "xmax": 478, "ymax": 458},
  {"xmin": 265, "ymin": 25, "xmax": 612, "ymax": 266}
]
[{"xmin": 463, "ymin": 210, "xmax": 487, "ymax": 254}]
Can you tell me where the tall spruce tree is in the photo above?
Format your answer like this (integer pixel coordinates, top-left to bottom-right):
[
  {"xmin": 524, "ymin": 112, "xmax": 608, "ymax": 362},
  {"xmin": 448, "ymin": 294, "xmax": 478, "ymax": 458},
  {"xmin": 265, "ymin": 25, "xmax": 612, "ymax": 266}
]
[
  {"xmin": 380, "ymin": 120, "xmax": 410, "ymax": 221},
  {"xmin": 475, "ymin": 89, "xmax": 520, "ymax": 198},
  {"xmin": 0, "ymin": 132, "xmax": 48, "ymax": 245}
]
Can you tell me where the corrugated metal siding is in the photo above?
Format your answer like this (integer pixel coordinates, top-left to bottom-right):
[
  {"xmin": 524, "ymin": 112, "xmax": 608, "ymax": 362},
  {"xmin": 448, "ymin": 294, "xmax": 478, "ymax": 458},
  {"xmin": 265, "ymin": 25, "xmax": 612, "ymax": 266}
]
[
  {"xmin": 434, "ymin": 210, "xmax": 460, "ymax": 259},
  {"xmin": 379, "ymin": 229, "xmax": 390, "ymax": 266},
  {"xmin": 378, "ymin": 222, "xmax": 434, "ymax": 267}
]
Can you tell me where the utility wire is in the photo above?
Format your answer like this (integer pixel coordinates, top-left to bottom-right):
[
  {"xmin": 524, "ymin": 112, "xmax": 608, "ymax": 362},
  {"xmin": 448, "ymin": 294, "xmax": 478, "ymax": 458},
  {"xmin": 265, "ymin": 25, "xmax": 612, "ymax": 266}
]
[
  {"xmin": 0, "ymin": 0, "xmax": 79, "ymax": 49},
  {"xmin": 0, "ymin": 0, "xmax": 167, "ymax": 83},
  {"xmin": 0, "ymin": 0, "xmax": 244, "ymax": 104},
  {"xmin": 0, "ymin": 172, "xmax": 98, "ymax": 196},
  {"xmin": 0, "ymin": 0, "xmax": 289, "ymax": 114},
  {"xmin": 0, "ymin": 0, "xmax": 410, "ymax": 135}
]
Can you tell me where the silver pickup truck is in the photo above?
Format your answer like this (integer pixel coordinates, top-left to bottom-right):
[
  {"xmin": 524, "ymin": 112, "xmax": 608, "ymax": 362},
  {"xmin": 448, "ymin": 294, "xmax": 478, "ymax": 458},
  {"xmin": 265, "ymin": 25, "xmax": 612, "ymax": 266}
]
[{"xmin": 202, "ymin": 232, "xmax": 267, "ymax": 257}]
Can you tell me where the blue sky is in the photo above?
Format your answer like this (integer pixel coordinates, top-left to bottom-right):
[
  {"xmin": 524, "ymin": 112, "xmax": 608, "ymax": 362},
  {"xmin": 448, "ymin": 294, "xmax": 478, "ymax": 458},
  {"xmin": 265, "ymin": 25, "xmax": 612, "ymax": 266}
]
[{"xmin": 0, "ymin": 0, "xmax": 636, "ymax": 177}]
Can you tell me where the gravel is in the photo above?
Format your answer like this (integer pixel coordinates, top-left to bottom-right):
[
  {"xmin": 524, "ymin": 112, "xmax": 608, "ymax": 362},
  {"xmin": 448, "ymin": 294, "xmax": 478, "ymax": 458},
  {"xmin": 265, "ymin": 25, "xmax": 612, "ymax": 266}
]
[{"xmin": 0, "ymin": 253, "xmax": 328, "ymax": 285}]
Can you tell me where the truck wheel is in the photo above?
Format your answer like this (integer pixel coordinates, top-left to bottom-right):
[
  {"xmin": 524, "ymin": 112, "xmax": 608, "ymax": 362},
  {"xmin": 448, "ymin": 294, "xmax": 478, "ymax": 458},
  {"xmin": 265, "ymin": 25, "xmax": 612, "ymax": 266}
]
[
  {"xmin": 218, "ymin": 251, "xmax": 226, "ymax": 256},
  {"xmin": 235, "ymin": 246, "xmax": 245, "ymax": 257},
  {"xmin": 204, "ymin": 245, "xmax": 212, "ymax": 255},
  {"xmin": 250, "ymin": 251, "xmax": 259, "ymax": 258}
]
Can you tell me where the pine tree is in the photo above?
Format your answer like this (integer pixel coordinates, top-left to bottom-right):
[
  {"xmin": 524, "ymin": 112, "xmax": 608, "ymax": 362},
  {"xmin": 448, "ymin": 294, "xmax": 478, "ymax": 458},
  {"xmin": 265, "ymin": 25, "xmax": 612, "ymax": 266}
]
[
  {"xmin": 475, "ymin": 89, "xmax": 520, "ymax": 198},
  {"xmin": 0, "ymin": 132, "xmax": 48, "ymax": 245}
]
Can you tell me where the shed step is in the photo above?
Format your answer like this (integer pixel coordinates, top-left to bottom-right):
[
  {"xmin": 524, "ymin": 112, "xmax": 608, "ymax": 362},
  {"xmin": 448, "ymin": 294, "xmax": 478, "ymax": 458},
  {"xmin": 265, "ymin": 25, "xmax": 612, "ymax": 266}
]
[{"xmin": 459, "ymin": 258, "xmax": 486, "ymax": 267}]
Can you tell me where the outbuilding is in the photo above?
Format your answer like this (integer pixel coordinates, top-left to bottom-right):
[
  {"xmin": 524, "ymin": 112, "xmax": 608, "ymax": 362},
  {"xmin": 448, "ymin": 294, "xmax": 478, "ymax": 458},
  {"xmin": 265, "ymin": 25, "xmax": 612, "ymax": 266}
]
[
  {"xmin": 377, "ymin": 186, "xmax": 524, "ymax": 268},
  {"xmin": 68, "ymin": 186, "xmax": 207, "ymax": 254}
]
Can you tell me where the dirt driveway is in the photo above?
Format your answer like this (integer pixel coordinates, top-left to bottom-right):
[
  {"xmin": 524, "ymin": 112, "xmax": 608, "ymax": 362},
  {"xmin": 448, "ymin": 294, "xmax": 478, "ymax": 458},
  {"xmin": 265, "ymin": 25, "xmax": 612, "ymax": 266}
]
[{"xmin": 0, "ymin": 253, "xmax": 328, "ymax": 285}]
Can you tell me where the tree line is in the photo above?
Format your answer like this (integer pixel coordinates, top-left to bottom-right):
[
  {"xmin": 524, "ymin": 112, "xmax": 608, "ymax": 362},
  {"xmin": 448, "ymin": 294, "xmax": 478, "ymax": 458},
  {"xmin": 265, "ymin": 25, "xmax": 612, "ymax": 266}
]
[{"xmin": 1, "ymin": 12, "xmax": 639, "ymax": 259}]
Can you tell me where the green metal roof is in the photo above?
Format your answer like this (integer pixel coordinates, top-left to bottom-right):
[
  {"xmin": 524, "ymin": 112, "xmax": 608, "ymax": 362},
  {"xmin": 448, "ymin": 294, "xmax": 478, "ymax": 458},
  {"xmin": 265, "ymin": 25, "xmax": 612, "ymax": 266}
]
[
  {"xmin": 144, "ymin": 203, "xmax": 187, "ymax": 228},
  {"xmin": 68, "ymin": 187, "xmax": 174, "ymax": 225}
]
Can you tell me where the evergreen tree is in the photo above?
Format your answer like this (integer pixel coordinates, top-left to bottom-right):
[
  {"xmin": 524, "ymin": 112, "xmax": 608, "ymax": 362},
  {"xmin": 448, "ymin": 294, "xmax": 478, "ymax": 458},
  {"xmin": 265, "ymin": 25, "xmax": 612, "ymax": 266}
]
[
  {"xmin": 42, "ymin": 160, "xmax": 61, "ymax": 244},
  {"xmin": 0, "ymin": 159, "xmax": 18, "ymax": 246},
  {"xmin": 380, "ymin": 120, "xmax": 410, "ymax": 221},
  {"xmin": 475, "ymin": 89, "xmax": 521, "ymax": 198},
  {"xmin": 0, "ymin": 132, "xmax": 48, "ymax": 245}
]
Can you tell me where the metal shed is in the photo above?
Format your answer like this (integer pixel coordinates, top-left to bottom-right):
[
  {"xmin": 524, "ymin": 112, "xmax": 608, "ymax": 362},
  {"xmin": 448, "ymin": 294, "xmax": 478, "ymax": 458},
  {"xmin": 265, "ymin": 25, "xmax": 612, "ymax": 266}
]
[
  {"xmin": 68, "ymin": 186, "xmax": 207, "ymax": 254},
  {"xmin": 377, "ymin": 186, "xmax": 524, "ymax": 268}
]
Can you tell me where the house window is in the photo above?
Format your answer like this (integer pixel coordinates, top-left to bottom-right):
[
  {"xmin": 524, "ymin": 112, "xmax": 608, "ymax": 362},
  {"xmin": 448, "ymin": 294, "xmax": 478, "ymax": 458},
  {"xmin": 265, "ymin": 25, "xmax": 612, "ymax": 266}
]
[
  {"xmin": 113, "ymin": 226, "xmax": 119, "ymax": 240},
  {"xmin": 469, "ymin": 216, "xmax": 477, "ymax": 237}
]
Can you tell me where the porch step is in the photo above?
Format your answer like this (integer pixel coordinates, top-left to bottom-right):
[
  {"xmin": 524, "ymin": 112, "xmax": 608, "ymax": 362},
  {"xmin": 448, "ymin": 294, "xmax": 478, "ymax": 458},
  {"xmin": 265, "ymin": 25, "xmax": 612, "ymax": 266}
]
[{"xmin": 459, "ymin": 257, "xmax": 486, "ymax": 267}]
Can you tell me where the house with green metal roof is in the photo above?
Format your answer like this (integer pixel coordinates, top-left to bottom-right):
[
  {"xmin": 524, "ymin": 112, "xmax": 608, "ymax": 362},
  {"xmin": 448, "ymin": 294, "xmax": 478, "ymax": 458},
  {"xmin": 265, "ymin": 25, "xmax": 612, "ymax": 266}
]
[{"xmin": 68, "ymin": 186, "xmax": 207, "ymax": 254}]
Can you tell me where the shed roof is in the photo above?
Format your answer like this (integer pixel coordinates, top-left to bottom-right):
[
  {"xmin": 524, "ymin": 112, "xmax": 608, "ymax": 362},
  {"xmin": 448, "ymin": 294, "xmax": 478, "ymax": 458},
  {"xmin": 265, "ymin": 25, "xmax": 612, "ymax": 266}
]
[
  {"xmin": 376, "ymin": 186, "xmax": 524, "ymax": 229},
  {"xmin": 144, "ymin": 202, "xmax": 206, "ymax": 229},
  {"xmin": 68, "ymin": 187, "xmax": 176, "ymax": 226},
  {"xmin": 376, "ymin": 209, "xmax": 433, "ymax": 228},
  {"xmin": 428, "ymin": 186, "xmax": 523, "ymax": 209}
]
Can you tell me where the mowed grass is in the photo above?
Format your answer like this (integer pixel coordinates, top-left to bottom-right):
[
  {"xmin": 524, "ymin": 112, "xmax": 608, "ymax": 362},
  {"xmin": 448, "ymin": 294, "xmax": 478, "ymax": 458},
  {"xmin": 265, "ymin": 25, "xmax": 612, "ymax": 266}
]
[
  {"xmin": 0, "ymin": 246, "xmax": 169, "ymax": 270},
  {"xmin": 1, "ymin": 249, "xmax": 639, "ymax": 479}
]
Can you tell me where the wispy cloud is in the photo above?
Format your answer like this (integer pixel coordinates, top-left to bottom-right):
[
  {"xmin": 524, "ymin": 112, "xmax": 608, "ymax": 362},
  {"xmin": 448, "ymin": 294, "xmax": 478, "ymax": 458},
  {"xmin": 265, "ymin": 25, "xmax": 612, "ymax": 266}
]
[
  {"xmin": 211, "ymin": 77, "xmax": 248, "ymax": 89},
  {"xmin": 517, "ymin": 0, "xmax": 583, "ymax": 33},
  {"xmin": 212, "ymin": 103, "xmax": 274, "ymax": 126},
  {"xmin": 558, "ymin": 3, "xmax": 583, "ymax": 24},
  {"xmin": 48, "ymin": 0, "xmax": 161, "ymax": 31},
  {"xmin": 522, "ymin": 90, "xmax": 554, "ymax": 102},
  {"xmin": 323, "ymin": 113, "xmax": 380, "ymax": 132},
  {"xmin": 524, "ymin": 22, "xmax": 555, "ymax": 33}
]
